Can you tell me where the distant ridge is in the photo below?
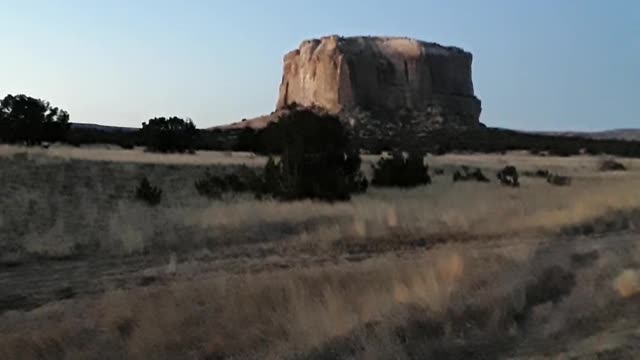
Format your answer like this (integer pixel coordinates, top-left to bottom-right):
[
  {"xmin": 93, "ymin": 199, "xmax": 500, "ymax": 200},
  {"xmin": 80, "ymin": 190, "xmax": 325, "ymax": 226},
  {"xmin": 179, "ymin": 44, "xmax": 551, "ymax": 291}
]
[
  {"xmin": 71, "ymin": 123, "xmax": 138, "ymax": 133},
  {"xmin": 527, "ymin": 129, "xmax": 640, "ymax": 142},
  {"xmin": 76, "ymin": 119, "xmax": 640, "ymax": 143}
]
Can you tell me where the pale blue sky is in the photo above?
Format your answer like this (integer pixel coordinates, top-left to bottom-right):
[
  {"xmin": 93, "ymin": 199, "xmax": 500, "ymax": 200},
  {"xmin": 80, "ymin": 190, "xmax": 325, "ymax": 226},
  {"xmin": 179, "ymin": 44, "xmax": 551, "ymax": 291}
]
[{"xmin": 0, "ymin": 0, "xmax": 638, "ymax": 130}]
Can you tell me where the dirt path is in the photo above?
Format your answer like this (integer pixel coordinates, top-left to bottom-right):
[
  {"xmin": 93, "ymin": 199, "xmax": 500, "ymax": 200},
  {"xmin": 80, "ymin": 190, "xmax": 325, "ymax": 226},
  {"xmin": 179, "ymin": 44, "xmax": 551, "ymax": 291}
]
[{"xmin": 1, "ymin": 230, "xmax": 637, "ymax": 316}]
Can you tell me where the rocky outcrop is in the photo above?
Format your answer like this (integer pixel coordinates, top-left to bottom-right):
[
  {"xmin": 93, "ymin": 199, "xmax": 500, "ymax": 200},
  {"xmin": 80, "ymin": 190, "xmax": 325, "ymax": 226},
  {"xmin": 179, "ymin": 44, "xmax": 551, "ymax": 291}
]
[
  {"xmin": 276, "ymin": 36, "xmax": 482, "ymax": 139},
  {"xmin": 220, "ymin": 36, "xmax": 483, "ymax": 150}
]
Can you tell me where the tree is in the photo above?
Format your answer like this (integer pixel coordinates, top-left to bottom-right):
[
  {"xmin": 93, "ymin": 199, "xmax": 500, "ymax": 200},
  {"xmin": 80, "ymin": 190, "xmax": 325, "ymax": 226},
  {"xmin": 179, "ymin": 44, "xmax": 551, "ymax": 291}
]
[
  {"xmin": 0, "ymin": 94, "xmax": 70, "ymax": 144},
  {"xmin": 234, "ymin": 127, "xmax": 257, "ymax": 152},
  {"xmin": 372, "ymin": 151, "xmax": 431, "ymax": 187},
  {"xmin": 257, "ymin": 109, "xmax": 367, "ymax": 201},
  {"xmin": 140, "ymin": 117, "xmax": 198, "ymax": 153}
]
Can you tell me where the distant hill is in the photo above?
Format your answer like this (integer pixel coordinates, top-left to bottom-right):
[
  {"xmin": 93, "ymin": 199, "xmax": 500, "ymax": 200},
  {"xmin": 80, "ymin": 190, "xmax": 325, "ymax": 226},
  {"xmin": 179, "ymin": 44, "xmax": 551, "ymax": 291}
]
[
  {"xmin": 71, "ymin": 123, "xmax": 138, "ymax": 133},
  {"xmin": 531, "ymin": 129, "xmax": 640, "ymax": 141},
  {"xmin": 215, "ymin": 113, "xmax": 279, "ymax": 130}
]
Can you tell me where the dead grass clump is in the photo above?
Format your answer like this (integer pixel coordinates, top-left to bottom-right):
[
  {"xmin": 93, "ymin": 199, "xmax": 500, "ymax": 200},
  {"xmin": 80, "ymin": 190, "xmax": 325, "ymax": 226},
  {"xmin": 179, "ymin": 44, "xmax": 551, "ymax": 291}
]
[
  {"xmin": 546, "ymin": 174, "xmax": 572, "ymax": 186},
  {"xmin": 451, "ymin": 166, "xmax": 490, "ymax": 183},
  {"xmin": 599, "ymin": 158, "xmax": 627, "ymax": 172},
  {"xmin": 570, "ymin": 250, "xmax": 600, "ymax": 268},
  {"xmin": 522, "ymin": 169, "xmax": 551, "ymax": 178},
  {"xmin": 525, "ymin": 266, "xmax": 576, "ymax": 308},
  {"xmin": 194, "ymin": 166, "xmax": 261, "ymax": 199},
  {"xmin": 0, "ymin": 250, "xmax": 491, "ymax": 359},
  {"xmin": 613, "ymin": 269, "xmax": 640, "ymax": 298}
]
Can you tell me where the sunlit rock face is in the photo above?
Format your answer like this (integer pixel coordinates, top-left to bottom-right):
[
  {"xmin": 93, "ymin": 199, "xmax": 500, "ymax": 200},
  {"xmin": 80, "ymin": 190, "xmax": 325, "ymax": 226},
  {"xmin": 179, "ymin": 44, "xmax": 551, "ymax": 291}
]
[{"xmin": 276, "ymin": 35, "xmax": 482, "ymax": 139}]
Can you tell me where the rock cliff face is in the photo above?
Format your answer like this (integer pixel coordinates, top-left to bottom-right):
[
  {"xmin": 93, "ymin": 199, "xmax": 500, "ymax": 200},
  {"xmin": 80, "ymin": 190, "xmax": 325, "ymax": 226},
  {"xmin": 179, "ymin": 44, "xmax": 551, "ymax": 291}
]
[{"xmin": 276, "ymin": 36, "xmax": 482, "ymax": 143}]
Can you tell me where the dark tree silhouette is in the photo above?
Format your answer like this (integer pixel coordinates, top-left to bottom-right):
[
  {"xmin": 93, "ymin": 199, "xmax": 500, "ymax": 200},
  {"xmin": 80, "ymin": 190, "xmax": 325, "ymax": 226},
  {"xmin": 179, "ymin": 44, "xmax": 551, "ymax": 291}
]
[
  {"xmin": 140, "ymin": 117, "xmax": 198, "ymax": 153},
  {"xmin": 135, "ymin": 177, "xmax": 162, "ymax": 206},
  {"xmin": 0, "ymin": 94, "xmax": 70, "ymax": 144},
  {"xmin": 372, "ymin": 151, "xmax": 431, "ymax": 187},
  {"xmin": 258, "ymin": 109, "xmax": 367, "ymax": 201}
]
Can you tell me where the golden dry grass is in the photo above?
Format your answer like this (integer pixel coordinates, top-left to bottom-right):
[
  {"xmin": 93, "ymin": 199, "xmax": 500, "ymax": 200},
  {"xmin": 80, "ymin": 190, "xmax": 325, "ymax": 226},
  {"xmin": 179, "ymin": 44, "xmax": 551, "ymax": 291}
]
[
  {"xmin": 0, "ymin": 144, "xmax": 266, "ymax": 166},
  {"xmin": 1, "ymin": 145, "xmax": 640, "ymax": 359},
  {"xmin": 2, "ymin": 235, "xmax": 638, "ymax": 359},
  {"xmin": 613, "ymin": 269, "xmax": 640, "ymax": 298},
  {"xmin": 2, "ymin": 145, "xmax": 640, "ymax": 261}
]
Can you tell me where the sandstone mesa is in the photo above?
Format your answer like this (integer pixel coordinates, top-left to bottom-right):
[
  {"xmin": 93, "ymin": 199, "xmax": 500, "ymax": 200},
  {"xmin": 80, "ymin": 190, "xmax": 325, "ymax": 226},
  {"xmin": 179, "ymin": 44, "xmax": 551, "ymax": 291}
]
[{"xmin": 225, "ymin": 35, "xmax": 482, "ymax": 141}]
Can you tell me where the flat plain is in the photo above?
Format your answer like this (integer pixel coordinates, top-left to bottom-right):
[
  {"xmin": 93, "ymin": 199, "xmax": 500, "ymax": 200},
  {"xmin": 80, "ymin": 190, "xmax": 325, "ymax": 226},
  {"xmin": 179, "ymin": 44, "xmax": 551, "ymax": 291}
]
[{"xmin": 1, "ymin": 145, "xmax": 640, "ymax": 359}]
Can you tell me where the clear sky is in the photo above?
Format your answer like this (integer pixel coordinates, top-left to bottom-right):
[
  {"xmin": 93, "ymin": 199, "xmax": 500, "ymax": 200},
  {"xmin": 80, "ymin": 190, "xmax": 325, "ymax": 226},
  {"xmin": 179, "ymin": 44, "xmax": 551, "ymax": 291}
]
[{"xmin": 0, "ymin": 0, "xmax": 638, "ymax": 131}]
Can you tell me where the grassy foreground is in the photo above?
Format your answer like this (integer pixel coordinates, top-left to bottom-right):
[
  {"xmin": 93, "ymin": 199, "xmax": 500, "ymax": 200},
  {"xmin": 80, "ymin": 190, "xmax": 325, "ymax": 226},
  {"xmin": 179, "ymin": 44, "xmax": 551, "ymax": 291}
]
[{"xmin": 1, "ymin": 145, "xmax": 640, "ymax": 359}]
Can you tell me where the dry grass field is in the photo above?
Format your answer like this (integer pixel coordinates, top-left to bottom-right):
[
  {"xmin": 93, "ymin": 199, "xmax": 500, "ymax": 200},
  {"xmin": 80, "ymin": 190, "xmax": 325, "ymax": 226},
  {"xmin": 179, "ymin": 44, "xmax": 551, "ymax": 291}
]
[{"xmin": 1, "ymin": 145, "xmax": 640, "ymax": 359}]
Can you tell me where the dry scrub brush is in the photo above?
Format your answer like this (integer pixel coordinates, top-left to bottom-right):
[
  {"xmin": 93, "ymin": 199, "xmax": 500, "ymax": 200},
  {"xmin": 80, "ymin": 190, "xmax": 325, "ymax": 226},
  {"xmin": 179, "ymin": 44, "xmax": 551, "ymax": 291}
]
[
  {"xmin": 2, "ymin": 150, "xmax": 640, "ymax": 262},
  {"xmin": 2, "ymin": 236, "xmax": 639, "ymax": 359}
]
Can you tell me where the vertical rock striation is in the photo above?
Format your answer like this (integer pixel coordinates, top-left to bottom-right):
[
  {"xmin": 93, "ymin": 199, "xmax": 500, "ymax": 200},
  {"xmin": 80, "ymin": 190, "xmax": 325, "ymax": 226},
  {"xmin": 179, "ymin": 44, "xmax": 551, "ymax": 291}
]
[{"xmin": 276, "ymin": 36, "xmax": 482, "ymax": 144}]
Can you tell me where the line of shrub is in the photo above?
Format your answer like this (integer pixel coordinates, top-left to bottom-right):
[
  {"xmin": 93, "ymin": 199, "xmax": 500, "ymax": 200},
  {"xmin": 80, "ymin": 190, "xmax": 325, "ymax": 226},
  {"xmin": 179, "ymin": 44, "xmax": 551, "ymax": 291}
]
[{"xmin": 5, "ymin": 93, "xmax": 640, "ymax": 158}]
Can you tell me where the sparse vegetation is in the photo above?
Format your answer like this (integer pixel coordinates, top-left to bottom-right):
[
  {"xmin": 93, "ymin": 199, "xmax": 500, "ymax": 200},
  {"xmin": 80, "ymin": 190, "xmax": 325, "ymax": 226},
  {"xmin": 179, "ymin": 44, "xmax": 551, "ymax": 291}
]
[
  {"xmin": 139, "ymin": 116, "xmax": 198, "ymax": 153},
  {"xmin": 5, "ymin": 100, "xmax": 640, "ymax": 159},
  {"xmin": 433, "ymin": 168, "xmax": 445, "ymax": 175},
  {"xmin": 2, "ymin": 147, "xmax": 640, "ymax": 359},
  {"xmin": 497, "ymin": 165, "xmax": 520, "ymax": 187},
  {"xmin": 254, "ymin": 110, "xmax": 367, "ymax": 201},
  {"xmin": 135, "ymin": 176, "xmax": 162, "ymax": 206},
  {"xmin": 195, "ymin": 166, "xmax": 260, "ymax": 199},
  {"xmin": 371, "ymin": 151, "xmax": 431, "ymax": 187},
  {"xmin": 0, "ymin": 94, "xmax": 70, "ymax": 145},
  {"xmin": 452, "ymin": 166, "xmax": 490, "ymax": 183},
  {"xmin": 546, "ymin": 173, "xmax": 572, "ymax": 186},
  {"xmin": 522, "ymin": 169, "xmax": 550, "ymax": 178},
  {"xmin": 600, "ymin": 158, "xmax": 627, "ymax": 171}
]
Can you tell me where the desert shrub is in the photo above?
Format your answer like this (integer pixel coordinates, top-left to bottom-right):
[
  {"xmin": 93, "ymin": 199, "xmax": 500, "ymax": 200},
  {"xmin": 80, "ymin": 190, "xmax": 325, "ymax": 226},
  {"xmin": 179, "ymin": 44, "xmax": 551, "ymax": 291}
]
[
  {"xmin": 140, "ymin": 117, "xmax": 198, "ymax": 153},
  {"xmin": 525, "ymin": 266, "xmax": 576, "ymax": 306},
  {"xmin": 135, "ymin": 177, "xmax": 162, "ymax": 206},
  {"xmin": 535, "ymin": 169, "xmax": 550, "ymax": 178},
  {"xmin": 496, "ymin": 166, "xmax": 519, "ymax": 187},
  {"xmin": 522, "ymin": 169, "xmax": 550, "ymax": 178},
  {"xmin": 0, "ymin": 94, "xmax": 70, "ymax": 145},
  {"xmin": 510, "ymin": 265, "xmax": 576, "ymax": 325},
  {"xmin": 119, "ymin": 141, "xmax": 135, "ymax": 150},
  {"xmin": 194, "ymin": 172, "xmax": 230, "ymax": 199},
  {"xmin": 571, "ymin": 250, "xmax": 600, "ymax": 268},
  {"xmin": 599, "ymin": 159, "xmax": 627, "ymax": 171},
  {"xmin": 195, "ymin": 167, "xmax": 261, "ymax": 199},
  {"xmin": 234, "ymin": 128, "xmax": 258, "ymax": 152},
  {"xmin": 371, "ymin": 151, "xmax": 431, "ymax": 187},
  {"xmin": 546, "ymin": 174, "xmax": 572, "ymax": 186},
  {"xmin": 256, "ymin": 109, "xmax": 367, "ymax": 201},
  {"xmin": 411, "ymin": 127, "xmax": 640, "ymax": 159},
  {"xmin": 452, "ymin": 166, "xmax": 490, "ymax": 183}
]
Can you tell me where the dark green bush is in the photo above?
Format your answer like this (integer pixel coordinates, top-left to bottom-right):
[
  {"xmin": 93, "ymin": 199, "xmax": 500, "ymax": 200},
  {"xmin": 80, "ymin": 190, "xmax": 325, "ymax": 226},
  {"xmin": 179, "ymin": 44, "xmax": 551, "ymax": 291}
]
[
  {"xmin": 195, "ymin": 166, "xmax": 261, "ymax": 199},
  {"xmin": 135, "ymin": 177, "xmax": 162, "ymax": 206},
  {"xmin": 256, "ymin": 109, "xmax": 367, "ymax": 201},
  {"xmin": 140, "ymin": 117, "xmax": 197, "ymax": 153},
  {"xmin": 524, "ymin": 169, "xmax": 550, "ymax": 178},
  {"xmin": 0, "ymin": 94, "xmax": 70, "ymax": 145},
  {"xmin": 433, "ymin": 168, "xmax": 445, "ymax": 176},
  {"xmin": 497, "ymin": 166, "xmax": 520, "ymax": 187},
  {"xmin": 371, "ymin": 151, "xmax": 431, "ymax": 187},
  {"xmin": 599, "ymin": 159, "xmax": 626, "ymax": 171},
  {"xmin": 452, "ymin": 166, "xmax": 490, "ymax": 183},
  {"xmin": 546, "ymin": 174, "xmax": 572, "ymax": 186}
]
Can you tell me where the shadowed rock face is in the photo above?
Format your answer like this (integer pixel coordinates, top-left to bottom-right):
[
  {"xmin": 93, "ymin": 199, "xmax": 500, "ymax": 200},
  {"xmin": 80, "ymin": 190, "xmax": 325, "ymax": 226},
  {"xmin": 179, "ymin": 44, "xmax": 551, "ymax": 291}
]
[{"xmin": 276, "ymin": 36, "xmax": 482, "ymax": 136}]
